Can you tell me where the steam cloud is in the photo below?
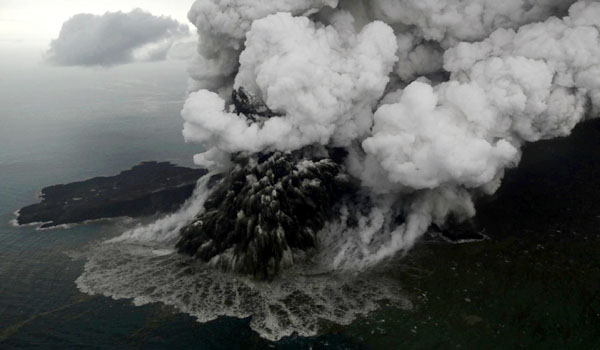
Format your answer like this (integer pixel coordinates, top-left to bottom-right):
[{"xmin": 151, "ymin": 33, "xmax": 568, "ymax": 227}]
[
  {"xmin": 47, "ymin": 9, "xmax": 190, "ymax": 66},
  {"xmin": 182, "ymin": 0, "xmax": 600, "ymax": 269}
]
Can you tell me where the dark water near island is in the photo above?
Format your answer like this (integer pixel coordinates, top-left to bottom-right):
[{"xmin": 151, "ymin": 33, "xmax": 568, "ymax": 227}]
[{"xmin": 1, "ymin": 60, "xmax": 599, "ymax": 349}]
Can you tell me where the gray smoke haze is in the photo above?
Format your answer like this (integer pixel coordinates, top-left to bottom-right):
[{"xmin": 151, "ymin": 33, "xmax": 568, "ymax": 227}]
[
  {"xmin": 181, "ymin": 0, "xmax": 600, "ymax": 268},
  {"xmin": 47, "ymin": 9, "xmax": 190, "ymax": 66}
]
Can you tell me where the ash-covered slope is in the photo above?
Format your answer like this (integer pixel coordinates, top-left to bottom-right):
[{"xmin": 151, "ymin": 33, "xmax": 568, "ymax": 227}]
[{"xmin": 17, "ymin": 162, "xmax": 206, "ymax": 228}]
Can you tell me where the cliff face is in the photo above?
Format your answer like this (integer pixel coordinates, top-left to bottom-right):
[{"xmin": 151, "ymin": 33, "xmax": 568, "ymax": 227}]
[{"xmin": 17, "ymin": 162, "xmax": 206, "ymax": 228}]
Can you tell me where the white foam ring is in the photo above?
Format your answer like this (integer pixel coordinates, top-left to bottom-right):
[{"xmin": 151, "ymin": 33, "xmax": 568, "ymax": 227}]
[
  {"xmin": 76, "ymin": 175, "xmax": 410, "ymax": 341},
  {"xmin": 8, "ymin": 210, "xmax": 21, "ymax": 227},
  {"xmin": 9, "ymin": 209, "xmax": 45, "ymax": 228},
  {"xmin": 36, "ymin": 223, "xmax": 75, "ymax": 231}
]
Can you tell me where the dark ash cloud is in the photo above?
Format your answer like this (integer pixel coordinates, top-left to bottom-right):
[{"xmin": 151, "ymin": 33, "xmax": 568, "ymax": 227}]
[{"xmin": 47, "ymin": 9, "xmax": 189, "ymax": 67}]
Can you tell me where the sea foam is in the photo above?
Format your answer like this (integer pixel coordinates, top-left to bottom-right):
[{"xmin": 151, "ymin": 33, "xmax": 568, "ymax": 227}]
[{"xmin": 76, "ymin": 175, "xmax": 410, "ymax": 340}]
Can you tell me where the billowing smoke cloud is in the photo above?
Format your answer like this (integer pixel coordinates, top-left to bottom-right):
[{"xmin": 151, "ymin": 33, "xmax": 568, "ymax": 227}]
[
  {"xmin": 47, "ymin": 9, "xmax": 190, "ymax": 66},
  {"xmin": 336, "ymin": 0, "xmax": 577, "ymax": 84},
  {"xmin": 360, "ymin": 0, "xmax": 574, "ymax": 44},
  {"xmin": 180, "ymin": 0, "xmax": 600, "ymax": 269},
  {"xmin": 182, "ymin": 11, "xmax": 397, "ymax": 167},
  {"xmin": 185, "ymin": 0, "xmax": 339, "ymax": 92}
]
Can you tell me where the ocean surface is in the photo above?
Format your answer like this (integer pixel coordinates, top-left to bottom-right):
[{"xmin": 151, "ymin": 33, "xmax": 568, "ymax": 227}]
[{"xmin": 1, "ymin": 55, "xmax": 599, "ymax": 349}]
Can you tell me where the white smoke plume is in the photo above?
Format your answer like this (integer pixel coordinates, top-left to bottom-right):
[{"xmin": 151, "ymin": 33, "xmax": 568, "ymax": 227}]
[
  {"xmin": 180, "ymin": 0, "xmax": 600, "ymax": 269},
  {"xmin": 186, "ymin": 0, "xmax": 339, "ymax": 93},
  {"xmin": 182, "ymin": 11, "xmax": 397, "ymax": 166},
  {"xmin": 47, "ymin": 9, "xmax": 191, "ymax": 66},
  {"xmin": 107, "ymin": 173, "xmax": 215, "ymax": 245}
]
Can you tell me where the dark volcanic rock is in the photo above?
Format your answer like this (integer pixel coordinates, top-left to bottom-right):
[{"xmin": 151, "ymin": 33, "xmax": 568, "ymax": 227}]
[
  {"xmin": 231, "ymin": 87, "xmax": 281, "ymax": 122},
  {"xmin": 177, "ymin": 88, "xmax": 356, "ymax": 278},
  {"xmin": 177, "ymin": 150, "xmax": 353, "ymax": 279},
  {"xmin": 17, "ymin": 161, "xmax": 207, "ymax": 228}
]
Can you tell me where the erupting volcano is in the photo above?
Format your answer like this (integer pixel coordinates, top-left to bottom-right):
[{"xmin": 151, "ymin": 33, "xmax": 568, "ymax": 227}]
[{"xmin": 174, "ymin": 0, "xmax": 600, "ymax": 276}]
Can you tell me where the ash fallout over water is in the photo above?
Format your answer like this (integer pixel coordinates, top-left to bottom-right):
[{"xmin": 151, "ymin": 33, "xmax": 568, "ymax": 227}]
[{"xmin": 77, "ymin": 0, "xmax": 600, "ymax": 340}]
